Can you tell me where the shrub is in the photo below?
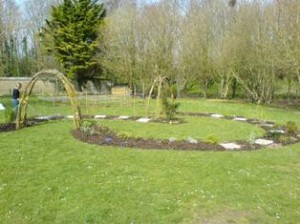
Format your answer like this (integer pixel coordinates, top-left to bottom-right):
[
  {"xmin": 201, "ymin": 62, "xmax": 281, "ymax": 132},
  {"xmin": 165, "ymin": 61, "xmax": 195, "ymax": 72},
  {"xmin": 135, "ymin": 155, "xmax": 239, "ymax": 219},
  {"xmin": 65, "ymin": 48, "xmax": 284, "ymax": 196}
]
[
  {"xmin": 247, "ymin": 131, "xmax": 257, "ymax": 144},
  {"xmin": 279, "ymin": 136, "xmax": 291, "ymax": 145},
  {"xmin": 161, "ymin": 97, "xmax": 180, "ymax": 121},
  {"xmin": 286, "ymin": 121, "xmax": 298, "ymax": 135},
  {"xmin": 80, "ymin": 120, "xmax": 97, "ymax": 140},
  {"xmin": 4, "ymin": 106, "xmax": 15, "ymax": 123},
  {"xmin": 267, "ymin": 131, "xmax": 282, "ymax": 140},
  {"xmin": 206, "ymin": 134, "xmax": 219, "ymax": 144},
  {"xmin": 117, "ymin": 132, "xmax": 133, "ymax": 140}
]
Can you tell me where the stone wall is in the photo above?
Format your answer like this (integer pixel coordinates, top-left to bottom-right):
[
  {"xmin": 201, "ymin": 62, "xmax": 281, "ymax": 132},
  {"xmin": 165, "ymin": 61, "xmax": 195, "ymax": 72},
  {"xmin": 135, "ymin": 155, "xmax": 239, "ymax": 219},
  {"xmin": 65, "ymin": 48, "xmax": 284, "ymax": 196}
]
[
  {"xmin": 0, "ymin": 77, "xmax": 57, "ymax": 96},
  {"xmin": 0, "ymin": 77, "xmax": 129, "ymax": 96}
]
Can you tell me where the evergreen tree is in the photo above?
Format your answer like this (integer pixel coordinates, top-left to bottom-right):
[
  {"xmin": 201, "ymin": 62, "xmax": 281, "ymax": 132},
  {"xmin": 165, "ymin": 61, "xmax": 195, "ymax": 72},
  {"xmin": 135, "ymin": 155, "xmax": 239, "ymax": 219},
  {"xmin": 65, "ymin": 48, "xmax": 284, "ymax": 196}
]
[{"xmin": 42, "ymin": 0, "xmax": 106, "ymax": 89}]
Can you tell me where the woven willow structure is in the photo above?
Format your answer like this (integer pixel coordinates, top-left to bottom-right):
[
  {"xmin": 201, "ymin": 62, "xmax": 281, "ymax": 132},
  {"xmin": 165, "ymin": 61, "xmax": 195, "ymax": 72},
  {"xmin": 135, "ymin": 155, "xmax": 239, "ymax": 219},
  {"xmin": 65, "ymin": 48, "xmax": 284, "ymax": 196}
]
[{"xmin": 16, "ymin": 69, "xmax": 82, "ymax": 130}]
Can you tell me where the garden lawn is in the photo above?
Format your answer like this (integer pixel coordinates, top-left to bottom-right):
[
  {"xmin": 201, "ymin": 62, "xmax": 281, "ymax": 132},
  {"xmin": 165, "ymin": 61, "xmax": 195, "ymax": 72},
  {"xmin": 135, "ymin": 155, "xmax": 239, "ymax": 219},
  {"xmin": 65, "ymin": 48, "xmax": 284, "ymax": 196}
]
[
  {"xmin": 0, "ymin": 98, "xmax": 300, "ymax": 223},
  {"xmin": 99, "ymin": 116, "xmax": 265, "ymax": 142}
]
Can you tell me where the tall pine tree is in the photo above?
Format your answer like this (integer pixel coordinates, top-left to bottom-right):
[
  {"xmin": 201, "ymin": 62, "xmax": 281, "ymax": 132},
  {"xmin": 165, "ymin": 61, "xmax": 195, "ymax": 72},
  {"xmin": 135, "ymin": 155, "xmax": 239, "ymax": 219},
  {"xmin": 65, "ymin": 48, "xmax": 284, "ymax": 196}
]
[{"xmin": 42, "ymin": 0, "xmax": 106, "ymax": 89}]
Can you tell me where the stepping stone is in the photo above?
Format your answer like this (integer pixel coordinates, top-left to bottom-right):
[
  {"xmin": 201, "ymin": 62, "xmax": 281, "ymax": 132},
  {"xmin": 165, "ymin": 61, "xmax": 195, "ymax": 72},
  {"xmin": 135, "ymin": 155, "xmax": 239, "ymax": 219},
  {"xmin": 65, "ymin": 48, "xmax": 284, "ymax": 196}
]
[
  {"xmin": 233, "ymin": 117, "xmax": 247, "ymax": 121},
  {"xmin": 136, "ymin": 118, "xmax": 151, "ymax": 123},
  {"xmin": 35, "ymin": 115, "xmax": 63, "ymax": 120},
  {"xmin": 255, "ymin": 138, "xmax": 274, "ymax": 145},
  {"xmin": 220, "ymin": 143, "xmax": 241, "ymax": 150},
  {"xmin": 260, "ymin": 123, "xmax": 274, "ymax": 128},
  {"xmin": 187, "ymin": 137, "xmax": 198, "ymax": 144},
  {"xmin": 0, "ymin": 103, "xmax": 5, "ymax": 110},
  {"xmin": 35, "ymin": 116, "xmax": 52, "ymax": 120},
  {"xmin": 269, "ymin": 129, "xmax": 285, "ymax": 134},
  {"xmin": 169, "ymin": 137, "xmax": 177, "ymax": 143},
  {"xmin": 210, "ymin": 114, "xmax": 224, "ymax": 118},
  {"xmin": 118, "ymin": 115, "xmax": 130, "ymax": 120},
  {"xmin": 95, "ymin": 115, "xmax": 106, "ymax": 119}
]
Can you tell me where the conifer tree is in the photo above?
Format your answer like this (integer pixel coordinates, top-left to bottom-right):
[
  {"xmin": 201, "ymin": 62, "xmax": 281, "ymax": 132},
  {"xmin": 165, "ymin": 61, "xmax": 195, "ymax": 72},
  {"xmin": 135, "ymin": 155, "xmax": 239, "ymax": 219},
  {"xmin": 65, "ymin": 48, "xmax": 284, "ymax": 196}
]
[{"xmin": 42, "ymin": 0, "xmax": 106, "ymax": 89}]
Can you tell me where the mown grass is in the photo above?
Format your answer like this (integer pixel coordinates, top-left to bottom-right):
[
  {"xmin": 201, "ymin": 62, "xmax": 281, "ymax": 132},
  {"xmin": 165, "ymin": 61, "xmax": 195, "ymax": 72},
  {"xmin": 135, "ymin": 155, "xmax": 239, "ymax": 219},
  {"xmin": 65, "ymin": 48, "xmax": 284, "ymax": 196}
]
[
  {"xmin": 0, "ymin": 96, "xmax": 300, "ymax": 223},
  {"xmin": 99, "ymin": 117, "xmax": 264, "ymax": 142},
  {"xmin": 178, "ymin": 99, "xmax": 300, "ymax": 126}
]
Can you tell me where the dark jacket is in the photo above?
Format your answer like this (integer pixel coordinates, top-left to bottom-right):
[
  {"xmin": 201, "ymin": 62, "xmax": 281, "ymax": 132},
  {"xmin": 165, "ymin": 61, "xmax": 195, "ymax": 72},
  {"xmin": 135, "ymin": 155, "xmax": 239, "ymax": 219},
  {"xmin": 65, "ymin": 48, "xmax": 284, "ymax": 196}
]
[{"xmin": 12, "ymin": 88, "xmax": 20, "ymax": 99}]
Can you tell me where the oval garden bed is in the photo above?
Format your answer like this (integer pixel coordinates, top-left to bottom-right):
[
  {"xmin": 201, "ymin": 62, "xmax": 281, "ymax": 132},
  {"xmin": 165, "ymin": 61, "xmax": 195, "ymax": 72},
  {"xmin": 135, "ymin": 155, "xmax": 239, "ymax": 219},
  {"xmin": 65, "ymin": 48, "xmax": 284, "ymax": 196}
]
[
  {"xmin": 1, "ymin": 112, "xmax": 299, "ymax": 151},
  {"xmin": 72, "ymin": 112, "xmax": 300, "ymax": 151}
]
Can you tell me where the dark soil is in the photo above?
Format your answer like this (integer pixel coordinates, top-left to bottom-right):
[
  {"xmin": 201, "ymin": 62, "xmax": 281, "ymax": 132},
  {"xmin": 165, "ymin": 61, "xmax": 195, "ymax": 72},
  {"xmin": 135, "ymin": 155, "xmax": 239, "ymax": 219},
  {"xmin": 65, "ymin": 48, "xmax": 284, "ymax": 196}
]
[
  {"xmin": 72, "ymin": 125, "xmax": 266, "ymax": 151},
  {"xmin": 0, "ymin": 118, "xmax": 51, "ymax": 133},
  {"xmin": 72, "ymin": 125, "xmax": 226, "ymax": 151},
  {"xmin": 0, "ymin": 123, "xmax": 16, "ymax": 132},
  {"xmin": 73, "ymin": 112, "xmax": 300, "ymax": 151}
]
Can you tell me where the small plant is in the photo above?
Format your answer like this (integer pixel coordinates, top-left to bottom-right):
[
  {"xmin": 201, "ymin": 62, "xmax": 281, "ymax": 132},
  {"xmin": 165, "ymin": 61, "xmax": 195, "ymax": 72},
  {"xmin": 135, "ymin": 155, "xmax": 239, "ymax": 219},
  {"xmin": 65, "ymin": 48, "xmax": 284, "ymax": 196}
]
[
  {"xmin": 80, "ymin": 120, "xmax": 97, "ymax": 141},
  {"xmin": 206, "ymin": 134, "xmax": 219, "ymax": 145},
  {"xmin": 247, "ymin": 131, "xmax": 257, "ymax": 144},
  {"xmin": 117, "ymin": 132, "xmax": 133, "ymax": 140},
  {"xmin": 4, "ymin": 106, "xmax": 15, "ymax": 123},
  {"xmin": 267, "ymin": 131, "xmax": 282, "ymax": 140},
  {"xmin": 286, "ymin": 121, "xmax": 298, "ymax": 135},
  {"xmin": 161, "ymin": 97, "xmax": 180, "ymax": 122},
  {"xmin": 278, "ymin": 136, "xmax": 290, "ymax": 145}
]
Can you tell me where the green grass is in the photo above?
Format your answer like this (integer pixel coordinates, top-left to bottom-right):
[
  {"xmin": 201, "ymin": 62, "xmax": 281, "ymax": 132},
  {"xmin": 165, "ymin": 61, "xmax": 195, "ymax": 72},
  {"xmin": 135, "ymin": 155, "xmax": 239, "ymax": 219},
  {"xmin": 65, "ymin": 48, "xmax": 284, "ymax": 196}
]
[
  {"xmin": 178, "ymin": 99, "xmax": 300, "ymax": 126},
  {"xmin": 0, "ymin": 97, "xmax": 300, "ymax": 223},
  {"xmin": 99, "ymin": 117, "xmax": 264, "ymax": 142}
]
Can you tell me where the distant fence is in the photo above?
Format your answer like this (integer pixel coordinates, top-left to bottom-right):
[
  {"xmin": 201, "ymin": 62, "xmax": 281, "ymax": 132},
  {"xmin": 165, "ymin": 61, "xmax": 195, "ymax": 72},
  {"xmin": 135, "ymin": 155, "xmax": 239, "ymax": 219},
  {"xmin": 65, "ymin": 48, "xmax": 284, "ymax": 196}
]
[{"xmin": 111, "ymin": 85, "xmax": 131, "ymax": 96}]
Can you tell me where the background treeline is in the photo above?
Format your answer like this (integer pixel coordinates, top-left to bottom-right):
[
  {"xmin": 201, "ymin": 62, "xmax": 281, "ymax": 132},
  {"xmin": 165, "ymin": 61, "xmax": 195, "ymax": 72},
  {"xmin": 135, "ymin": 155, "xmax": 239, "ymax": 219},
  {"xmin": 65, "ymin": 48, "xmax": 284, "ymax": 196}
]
[
  {"xmin": 0, "ymin": 0, "xmax": 61, "ymax": 77},
  {"xmin": 1, "ymin": 0, "xmax": 299, "ymax": 103}
]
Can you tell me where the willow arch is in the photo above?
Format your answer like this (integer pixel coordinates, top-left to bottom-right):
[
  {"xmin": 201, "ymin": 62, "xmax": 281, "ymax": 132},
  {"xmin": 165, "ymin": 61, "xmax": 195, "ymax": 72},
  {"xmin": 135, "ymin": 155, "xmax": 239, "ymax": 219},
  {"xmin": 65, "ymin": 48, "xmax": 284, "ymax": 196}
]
[{"xmin": 16, "ymin": 69, "xmax": 82, "ymax": 130}]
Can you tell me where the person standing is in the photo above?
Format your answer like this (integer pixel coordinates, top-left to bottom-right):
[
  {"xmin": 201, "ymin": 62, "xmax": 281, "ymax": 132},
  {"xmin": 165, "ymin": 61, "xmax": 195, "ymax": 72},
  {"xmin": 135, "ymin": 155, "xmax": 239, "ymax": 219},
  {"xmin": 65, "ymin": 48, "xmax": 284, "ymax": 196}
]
[{"xmin": 12, "ymin": 82, "xmax": 22, "ymax": 111}]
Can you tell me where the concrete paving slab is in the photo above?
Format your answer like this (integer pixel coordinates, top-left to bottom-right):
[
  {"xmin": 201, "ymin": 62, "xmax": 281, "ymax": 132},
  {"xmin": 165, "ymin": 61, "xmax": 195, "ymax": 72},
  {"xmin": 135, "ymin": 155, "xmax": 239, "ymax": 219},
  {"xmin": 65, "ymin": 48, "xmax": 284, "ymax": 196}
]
[
  {"xmin": 255, "ymin": 138, "xmax": 274, "ymax": 145},
  {"xmin": 220, "ymin": 142, "xmax": 241, "ymax": 150},
  {"xmin": 210, "ymin": 114, "xmax": 224, "ymax": 118},
  {"xmin": 187, "ymin": 137, "xmax": 198, "ymax": 144},
  {"xmin": 95, "ymin": 115, "xmax": 107, "ymax": 119},
  {"xmin": 269, "ymin": 129, "xmax": 285, "ymax": 134},
  {"xmin": 233, "ymin": 117, "xmax": 247, "ymax": 121},
  {"xmin": 136, "ymin": 118, "xmax": 151, "ymax": 123},
  {"xmin": 118, "ymin": 115, "xmax": 130, "ymax": 120}
]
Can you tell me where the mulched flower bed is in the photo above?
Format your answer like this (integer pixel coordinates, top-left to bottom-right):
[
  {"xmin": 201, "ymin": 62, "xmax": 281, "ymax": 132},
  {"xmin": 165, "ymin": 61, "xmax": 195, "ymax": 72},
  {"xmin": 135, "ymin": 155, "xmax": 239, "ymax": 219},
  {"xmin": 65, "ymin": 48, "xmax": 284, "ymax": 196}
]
[
  {"xmin": 72, "ymin": 125, "xmax": 227, "ymax": 151},
  {"xmin": 72, "ymin": 123, "xmax": 270, "ymax": 151},
  {"xmin": 72, "ymin": 112, "xmax": 300, "ymax": 151},
  {"xmin": 0, "ymin": 123, "xmax": 16, "ymax": 132},
  {"xmin": 0, "ymin": 117, "xmax": 61, "ymax": 133}
]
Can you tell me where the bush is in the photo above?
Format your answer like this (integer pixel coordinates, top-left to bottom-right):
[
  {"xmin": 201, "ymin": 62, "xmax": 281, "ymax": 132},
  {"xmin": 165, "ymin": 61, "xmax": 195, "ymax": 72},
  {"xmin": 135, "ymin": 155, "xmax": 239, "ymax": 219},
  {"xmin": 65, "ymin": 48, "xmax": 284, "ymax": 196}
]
[
  {"xmin": 4, "ymin": 106, "xmax": 15, "ymax": 123},
  {"xmin": 80, "ymin": 120, "xmax": 97, "ymax": 141},
  {"xmin": 279, "ymin": 136, "xmax": 290, "ymax": 145},
  {"xmin": 117, "ymin": 132, "xmax": 133, "ymax": 140},
  {"xmin": 161, "ymin": 97, "xmax": 180, "ymax": 121},
  {"xmin": 267, "ymin": 131, "xmax": 282, "ymax": 140},
  {"xmin": 206, "ymin": 134, "xmax": 219, "ymax": 144},
  {"xmin": 247, "ymin": 131, "xmax": 257, "ymax": 144},
  {"xmin": 279, "ymin": 135, "xmax": 298, "ymax": 145},
  {"xmin": 286, "ymin": 121, "xmax": 298, "ymax": 135}
]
